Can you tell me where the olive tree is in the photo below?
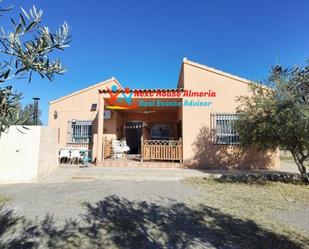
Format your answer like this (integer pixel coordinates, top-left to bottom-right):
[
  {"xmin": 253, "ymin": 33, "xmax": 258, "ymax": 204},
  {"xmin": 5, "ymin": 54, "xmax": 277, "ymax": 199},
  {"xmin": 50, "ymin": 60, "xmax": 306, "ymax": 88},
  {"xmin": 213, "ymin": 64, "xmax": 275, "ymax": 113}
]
[
  {"xmin": 0, "ymin": 1, "xmax": 70, "ymax": 136},
  {"xmin": 237, "ymin": 62, "xmax": 309, "ymax": 180}
]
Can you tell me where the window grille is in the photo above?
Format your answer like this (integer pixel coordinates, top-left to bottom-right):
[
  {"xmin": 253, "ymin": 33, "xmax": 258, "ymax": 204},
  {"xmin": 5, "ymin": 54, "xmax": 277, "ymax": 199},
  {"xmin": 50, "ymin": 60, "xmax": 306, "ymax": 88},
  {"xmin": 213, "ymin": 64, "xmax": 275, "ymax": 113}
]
[
  {"xmin": 211, "ymin": 113, "xmax": 239, "ymax": 145},
  {"xmin": 67, "ymin": 120, "xmax": 92, "ymax": 144},
  {"xmin": 150, "ymin": 124, "xmax": 171, "ymax": 140}
]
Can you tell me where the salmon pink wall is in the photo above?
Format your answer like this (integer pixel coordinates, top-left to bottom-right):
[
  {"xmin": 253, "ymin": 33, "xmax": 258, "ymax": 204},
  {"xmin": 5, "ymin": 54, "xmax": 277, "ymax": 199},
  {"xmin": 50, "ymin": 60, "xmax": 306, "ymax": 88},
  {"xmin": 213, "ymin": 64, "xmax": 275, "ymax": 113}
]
[
  {"xmin": 48, "ymin": 59, "xmax": 280, "ymax": 169},
  {"xmin": 48, "ymin": 78, "xmax": 120, "ymax": 159},
  {"xmin": 181, "ymin": 59, "xmax": 279, "ymax": 169}
]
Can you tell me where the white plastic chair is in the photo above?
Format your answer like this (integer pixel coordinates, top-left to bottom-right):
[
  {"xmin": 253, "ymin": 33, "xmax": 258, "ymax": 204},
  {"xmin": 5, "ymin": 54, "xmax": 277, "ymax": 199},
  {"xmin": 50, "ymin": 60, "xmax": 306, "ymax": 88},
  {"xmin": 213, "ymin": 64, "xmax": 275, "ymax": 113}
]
[
  {"xmin": 59, "ymin": 148, "xmax": 70, "ymax": 163},
  {"xmin": 120, "ymin": 140, "xmax": 130, "ymax": 153},
  {"xmin": 70, "ymin": 149, "xmax": 83, "ymax": 164},
  {"xmin": 112, "ymin": 140, "xmax": 124, "ymax": 159}
]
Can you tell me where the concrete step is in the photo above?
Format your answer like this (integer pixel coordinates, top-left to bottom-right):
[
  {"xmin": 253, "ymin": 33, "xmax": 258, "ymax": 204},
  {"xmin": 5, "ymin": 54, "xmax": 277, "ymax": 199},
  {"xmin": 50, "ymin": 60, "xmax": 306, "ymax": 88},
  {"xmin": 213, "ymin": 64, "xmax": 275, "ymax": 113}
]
[{"xmin": 97, "ymin": 160, "xmax": 182, "ymax": 168}]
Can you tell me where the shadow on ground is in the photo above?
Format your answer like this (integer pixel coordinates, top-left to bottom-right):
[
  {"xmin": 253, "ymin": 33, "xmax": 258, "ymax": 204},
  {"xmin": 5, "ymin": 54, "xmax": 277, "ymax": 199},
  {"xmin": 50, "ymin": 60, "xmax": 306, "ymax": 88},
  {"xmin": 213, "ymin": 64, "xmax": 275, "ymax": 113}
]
[{"xmin": 0, "ymin": 196, "xmax": 307, "ymax": 249}]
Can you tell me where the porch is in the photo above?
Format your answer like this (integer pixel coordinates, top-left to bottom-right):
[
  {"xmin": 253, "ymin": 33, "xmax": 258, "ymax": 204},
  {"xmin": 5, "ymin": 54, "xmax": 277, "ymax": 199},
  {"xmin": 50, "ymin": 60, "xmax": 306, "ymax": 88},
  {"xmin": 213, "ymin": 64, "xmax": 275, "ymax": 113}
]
[
  {"xmin": 100, "ymin": 137, "xmax": 183, "ymax": 167},
  {"xmin": 63, "ymin": 95, "xmax": 184, "ymax": 166},
  {"xmin": 100, "ymin": 98, "xmax": 183, "ymax": 165}
]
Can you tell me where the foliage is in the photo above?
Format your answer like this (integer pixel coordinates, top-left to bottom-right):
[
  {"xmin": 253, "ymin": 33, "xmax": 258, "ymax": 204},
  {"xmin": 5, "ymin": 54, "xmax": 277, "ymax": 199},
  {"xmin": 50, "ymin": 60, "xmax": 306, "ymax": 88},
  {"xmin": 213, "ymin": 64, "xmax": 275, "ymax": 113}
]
[
  {"xmin": 237, "ymin": 62, "xmax": 309, "ymax": 180},
  {"xmin": 0, "ymin": 86, "xmax": 20, "ymax": 134},
  {"xmin": 23, "ymin": 103, "xmax": 42, "ymax": 125},
  {"xmin": 0, "ymin": 1, "xmax": 70, "ymax": 135},
  {"xmin": 16, "ymin": 101, "xmax": 42, "ymax": 125}
]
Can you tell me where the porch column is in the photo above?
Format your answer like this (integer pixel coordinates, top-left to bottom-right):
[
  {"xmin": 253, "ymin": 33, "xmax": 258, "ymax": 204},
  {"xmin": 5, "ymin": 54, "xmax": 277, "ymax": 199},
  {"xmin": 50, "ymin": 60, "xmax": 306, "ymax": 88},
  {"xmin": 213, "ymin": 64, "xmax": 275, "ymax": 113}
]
[{"xmin": 97, "ymin": 95, "xmax": 105, "ymax": 163}]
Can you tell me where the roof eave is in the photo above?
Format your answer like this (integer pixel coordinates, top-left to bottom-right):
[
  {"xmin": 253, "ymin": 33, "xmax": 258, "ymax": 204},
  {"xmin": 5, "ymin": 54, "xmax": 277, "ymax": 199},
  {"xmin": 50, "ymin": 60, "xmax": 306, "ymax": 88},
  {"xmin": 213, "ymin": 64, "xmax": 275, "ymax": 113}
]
[{"xmin": 49, "ymin": 77, "xmax": 122, "ymax": 105}]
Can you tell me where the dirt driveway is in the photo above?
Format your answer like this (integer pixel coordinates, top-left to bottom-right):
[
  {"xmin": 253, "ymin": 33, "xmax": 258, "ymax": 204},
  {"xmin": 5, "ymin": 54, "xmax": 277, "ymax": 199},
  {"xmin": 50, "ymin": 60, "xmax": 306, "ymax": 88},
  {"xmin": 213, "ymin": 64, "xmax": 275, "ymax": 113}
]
[
  {"xmin": 0, "ymin": 164, "xmax": 308, "ymax": 248},
  {"xmin": 0, "ymin": 180, "xmax": 200, "ymax": 222}
]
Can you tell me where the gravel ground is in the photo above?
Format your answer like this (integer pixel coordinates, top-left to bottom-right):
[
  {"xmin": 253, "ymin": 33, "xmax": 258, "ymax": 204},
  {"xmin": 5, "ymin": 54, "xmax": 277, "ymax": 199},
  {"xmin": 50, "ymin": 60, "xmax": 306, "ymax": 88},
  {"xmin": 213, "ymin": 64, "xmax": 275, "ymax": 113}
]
[
  {"xmin": 274, "ymin": 206, "xmax": 309, "ymax": 233},
  {"xmin": 0, "ymin": 180, "xmax": 200, "ymax": 222},
  {"xmin": 0, "ymin": 163, "xmax": 307, "ymax": 229},
  {"xmin": 0, "ymin": 176, "xmax": 308, "ymax": 248},
  {"xmin": 279, "ymin": 160, "xmax": 307, "ymax": 173},
  {"xmin": 1, "ymin": 160, "xmax": 308, "ymax": 249}
]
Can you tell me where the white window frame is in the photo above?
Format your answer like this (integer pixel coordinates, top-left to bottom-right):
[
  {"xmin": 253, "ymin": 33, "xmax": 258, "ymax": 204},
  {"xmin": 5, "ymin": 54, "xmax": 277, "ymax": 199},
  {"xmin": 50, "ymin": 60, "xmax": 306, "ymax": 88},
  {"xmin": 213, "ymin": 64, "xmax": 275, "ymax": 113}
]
[
  {"xmin": 68, "ymin": 120, "xmax": 92, "ymax": 144},
  {"xmin": 212, "ymin": 113, "xmax": 240, "ymax": 145}
]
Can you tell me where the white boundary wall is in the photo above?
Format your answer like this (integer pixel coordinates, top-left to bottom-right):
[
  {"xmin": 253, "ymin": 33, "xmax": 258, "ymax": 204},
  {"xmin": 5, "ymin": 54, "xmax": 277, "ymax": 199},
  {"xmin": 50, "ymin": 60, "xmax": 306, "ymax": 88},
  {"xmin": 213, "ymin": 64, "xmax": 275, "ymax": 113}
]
[{"xmin": 0, "ymin": 126, "xmax": 59, "ymax": 184}]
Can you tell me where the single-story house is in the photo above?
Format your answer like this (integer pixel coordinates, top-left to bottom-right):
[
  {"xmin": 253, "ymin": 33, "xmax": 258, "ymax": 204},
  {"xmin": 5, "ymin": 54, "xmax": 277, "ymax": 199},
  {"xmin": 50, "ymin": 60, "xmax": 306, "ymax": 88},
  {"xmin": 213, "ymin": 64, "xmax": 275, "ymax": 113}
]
[{"xmin": 48, "ymin": 58, "xmax": 279, "ymax": 169}]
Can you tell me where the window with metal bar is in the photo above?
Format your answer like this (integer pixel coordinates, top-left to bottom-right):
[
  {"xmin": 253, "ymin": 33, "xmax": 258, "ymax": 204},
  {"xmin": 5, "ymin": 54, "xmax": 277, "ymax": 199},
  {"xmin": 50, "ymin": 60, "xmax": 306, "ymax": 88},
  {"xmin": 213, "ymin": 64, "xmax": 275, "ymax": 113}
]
[
  {"xmin": 67, "ymin": 120, "xmax": 92, "ymax": 144},
  {"xmin": 211, "ymin": 113, "xmax": 239, "ymax": 145},
  {"xmin": 150, "ymin": 124, "xmax": 171, "ymax": 140}
]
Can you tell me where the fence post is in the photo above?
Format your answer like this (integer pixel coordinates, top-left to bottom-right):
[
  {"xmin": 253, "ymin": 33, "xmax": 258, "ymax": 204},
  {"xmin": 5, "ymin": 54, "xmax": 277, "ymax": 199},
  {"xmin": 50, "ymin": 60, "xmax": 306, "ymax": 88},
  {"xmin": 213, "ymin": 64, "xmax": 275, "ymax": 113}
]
[
  {"xmin": 103, "ymin": 137, "xmax": 107, "ymax": 160},
  {"xmin": 141, "ymin": 135, "xmax": 144, "ymax": 162},
  {"xmin": 179, "ymin": 137, "xmax": 183, "ymax": 163}
]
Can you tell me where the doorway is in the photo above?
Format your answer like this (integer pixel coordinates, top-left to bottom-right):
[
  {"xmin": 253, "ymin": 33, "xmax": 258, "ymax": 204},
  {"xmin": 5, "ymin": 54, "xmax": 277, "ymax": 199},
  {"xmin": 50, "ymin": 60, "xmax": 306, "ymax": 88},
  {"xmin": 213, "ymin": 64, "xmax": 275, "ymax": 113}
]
[{"xmin": 124, "ymin": 121, "xmax": 143, "ymax": 154}]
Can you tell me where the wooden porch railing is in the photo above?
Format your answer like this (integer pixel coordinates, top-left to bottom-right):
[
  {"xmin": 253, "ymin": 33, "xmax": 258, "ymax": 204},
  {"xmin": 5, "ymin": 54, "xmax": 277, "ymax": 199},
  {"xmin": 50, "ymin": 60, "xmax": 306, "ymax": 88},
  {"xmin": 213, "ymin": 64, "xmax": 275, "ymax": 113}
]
[
  {"xmin": 103, "ymin": 137, "xmax": 112, "ymax": 159},
  {"xmin": 141, "ymin": 136, "xmax": 183, "ymax": 162}
]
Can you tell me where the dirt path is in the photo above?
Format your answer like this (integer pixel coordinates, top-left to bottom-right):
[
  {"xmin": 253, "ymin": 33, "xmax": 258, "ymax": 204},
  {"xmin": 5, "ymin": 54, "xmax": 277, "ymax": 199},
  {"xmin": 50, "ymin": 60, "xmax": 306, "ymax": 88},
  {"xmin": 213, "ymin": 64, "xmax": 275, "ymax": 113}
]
[
  {"xmin": 0, "ymin": 180, "xmax": 200, "ymax": 222},
  {"xmin": 0, "ymin": 170, "xmax": 308, "ymax": 248}
]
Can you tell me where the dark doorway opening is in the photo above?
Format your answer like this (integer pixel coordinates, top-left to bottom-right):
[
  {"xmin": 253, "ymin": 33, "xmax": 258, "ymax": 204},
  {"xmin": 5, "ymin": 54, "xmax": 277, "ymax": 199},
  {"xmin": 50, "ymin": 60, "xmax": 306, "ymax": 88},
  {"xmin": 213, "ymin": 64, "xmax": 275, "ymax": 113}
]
[
  {"xmin": 124, "ymin": 121, "xmax": 143, "ymax": 154},
  {"xmin": 177, "ymin": 120, "xmax": 182, "ymax": 139}
]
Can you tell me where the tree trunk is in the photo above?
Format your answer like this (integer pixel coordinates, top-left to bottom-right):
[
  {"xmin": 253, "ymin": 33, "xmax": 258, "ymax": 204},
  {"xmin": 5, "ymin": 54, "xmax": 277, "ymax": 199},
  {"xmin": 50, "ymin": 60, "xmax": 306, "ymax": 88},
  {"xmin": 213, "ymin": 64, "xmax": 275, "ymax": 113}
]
[{"xmin": 290, "ymin": 151, "xmax": 309, "ymax": 182}]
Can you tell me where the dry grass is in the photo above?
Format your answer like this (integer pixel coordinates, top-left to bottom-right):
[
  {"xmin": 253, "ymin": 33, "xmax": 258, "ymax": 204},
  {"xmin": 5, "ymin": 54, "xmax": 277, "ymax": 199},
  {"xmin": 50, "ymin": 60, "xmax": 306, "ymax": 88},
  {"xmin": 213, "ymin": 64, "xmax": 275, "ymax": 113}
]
[
  {"xmin": 0, "ymin": 195, "xmax": 9, "ymax": 204},
  {"xmin": 187, "ymin": 177, "xmax": 309, "ymax": 248}
]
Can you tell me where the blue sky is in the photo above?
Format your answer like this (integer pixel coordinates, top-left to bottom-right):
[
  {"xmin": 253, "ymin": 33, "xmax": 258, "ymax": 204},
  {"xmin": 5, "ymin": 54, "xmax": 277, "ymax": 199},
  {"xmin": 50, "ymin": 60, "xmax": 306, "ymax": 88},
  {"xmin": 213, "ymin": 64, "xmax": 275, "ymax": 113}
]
[{"xmin": 3, "ymin": 0, "xmax": 309, "ymax": 124}]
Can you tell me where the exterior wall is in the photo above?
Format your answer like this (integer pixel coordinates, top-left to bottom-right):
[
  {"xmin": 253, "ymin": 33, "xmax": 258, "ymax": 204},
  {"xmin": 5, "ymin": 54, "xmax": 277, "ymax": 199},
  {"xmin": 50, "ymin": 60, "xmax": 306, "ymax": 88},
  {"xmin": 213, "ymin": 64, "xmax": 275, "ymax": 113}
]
[
  {"xmin": 37, "ymin": 127, "xmax": 59, "ymax": 177},
  {"xmin": 48, "ymin": 78, "xmax": 120, "ymax": 160},
  {"xmin": 102, "ymin": 110, "xmax": 180, "ymax": 141},
  {"xmin": 120, "ymin": 111, "xmax": 180, "ymax": 139},
  {"xmin": 48, "ymin": 59, "xmax": 280, "ymax": 169},
  {"xmin": 0, "ymin": 126, "xmax": 58, "ymax": 184},
  {"xmin": 103, "ymin": 111, "xmax": 118, "ymax": 140},
  {"xmin": 181, "ymin": 60, "xmax": 280, "ymax": 169}
]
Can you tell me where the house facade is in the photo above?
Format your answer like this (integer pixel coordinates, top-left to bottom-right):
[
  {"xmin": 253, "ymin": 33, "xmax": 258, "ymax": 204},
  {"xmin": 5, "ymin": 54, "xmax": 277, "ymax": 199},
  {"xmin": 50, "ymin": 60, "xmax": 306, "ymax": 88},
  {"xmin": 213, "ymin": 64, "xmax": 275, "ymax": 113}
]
[{"xmin": 48, "ymin": 58, "xmax": 280, "ymax": 169}]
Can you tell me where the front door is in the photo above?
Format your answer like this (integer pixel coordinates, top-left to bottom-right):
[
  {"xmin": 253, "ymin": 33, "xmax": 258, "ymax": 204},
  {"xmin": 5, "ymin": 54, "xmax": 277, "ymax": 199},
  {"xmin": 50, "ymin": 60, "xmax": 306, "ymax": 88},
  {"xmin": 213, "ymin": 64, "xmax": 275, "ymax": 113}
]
[{"xmin": 124, "ymin": 121, "xmax": 143, "ymax": 154}]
